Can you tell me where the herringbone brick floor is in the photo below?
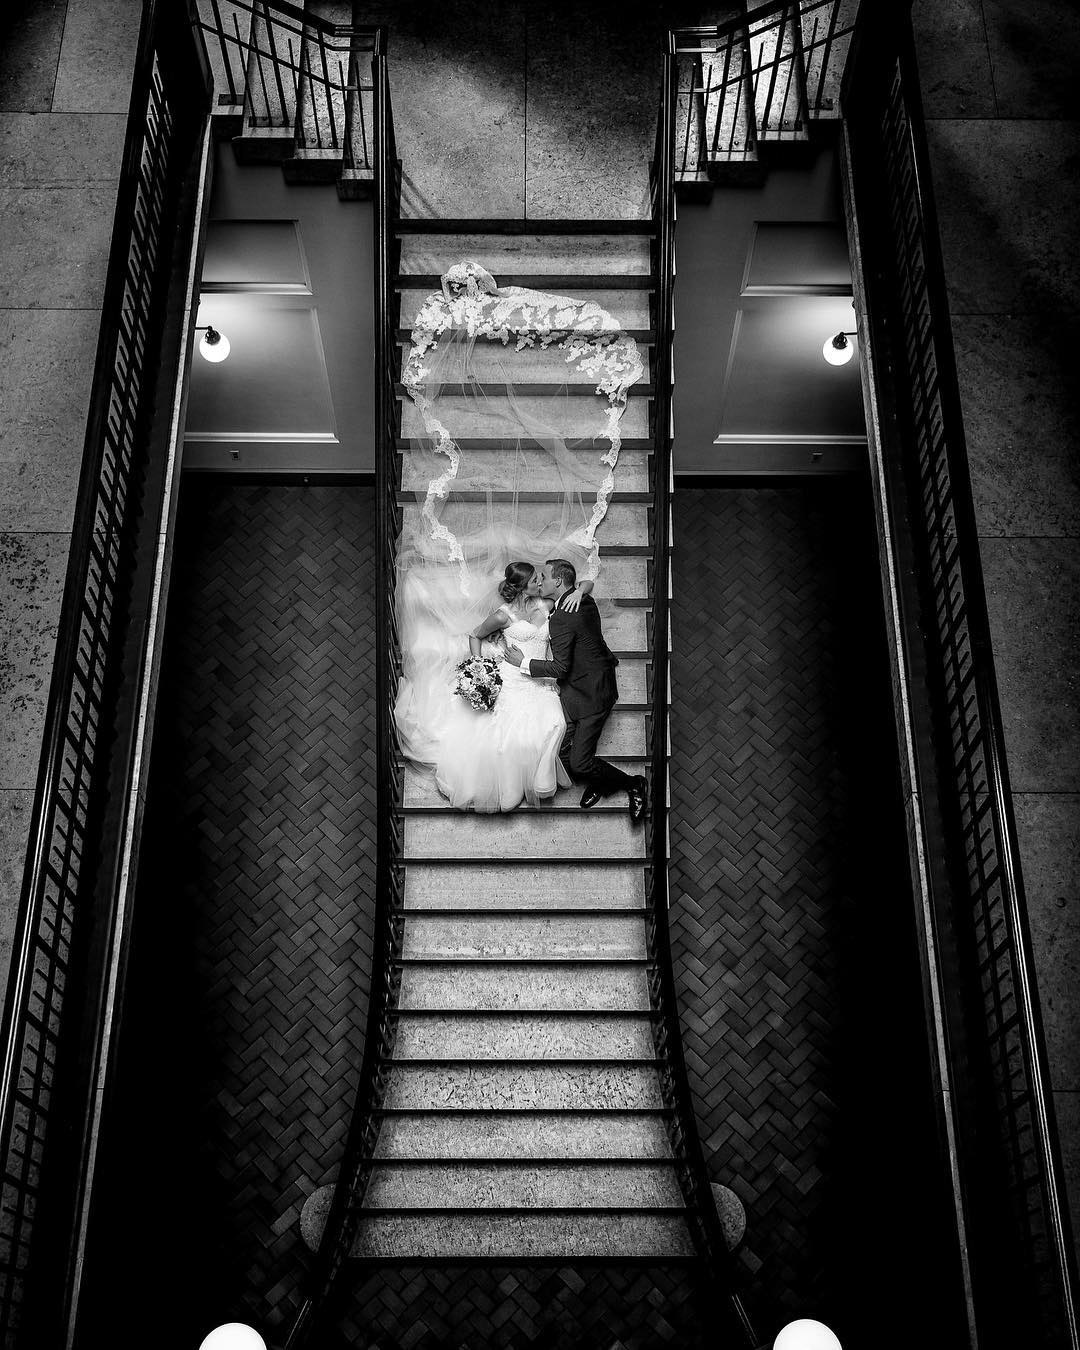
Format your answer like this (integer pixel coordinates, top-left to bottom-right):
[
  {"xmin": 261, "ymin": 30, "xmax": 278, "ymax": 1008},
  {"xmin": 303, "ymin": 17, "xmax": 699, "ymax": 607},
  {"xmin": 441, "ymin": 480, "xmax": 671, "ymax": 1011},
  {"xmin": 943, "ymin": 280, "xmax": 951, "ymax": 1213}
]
[
  {"xmin": 669, "ymin": 484, "xmax": 959, "ymax": 1347},
  {"xmin": 78, "ymin": 482, "xmax": 378, "ymax": 1348},
  {"xmin": 328, "ymin": 1264, "xmax": 727, "ymax": 1350}
]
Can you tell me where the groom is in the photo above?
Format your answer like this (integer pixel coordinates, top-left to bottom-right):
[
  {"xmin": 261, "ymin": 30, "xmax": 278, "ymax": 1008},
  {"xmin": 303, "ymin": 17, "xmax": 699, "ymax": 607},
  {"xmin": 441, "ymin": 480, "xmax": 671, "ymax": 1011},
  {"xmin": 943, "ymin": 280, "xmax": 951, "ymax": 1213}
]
[{"xmin": 503, "ymin": 558, "xmax": 648, "ymax": 824}]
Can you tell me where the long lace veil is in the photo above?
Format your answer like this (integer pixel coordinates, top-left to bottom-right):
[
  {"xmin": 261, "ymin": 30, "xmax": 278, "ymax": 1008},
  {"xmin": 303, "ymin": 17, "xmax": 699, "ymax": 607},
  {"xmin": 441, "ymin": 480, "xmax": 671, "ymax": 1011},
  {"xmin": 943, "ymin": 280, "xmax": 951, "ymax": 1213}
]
[{"xmin": 393, "ymin": 261, "xmax": 644, "ymax": 766}]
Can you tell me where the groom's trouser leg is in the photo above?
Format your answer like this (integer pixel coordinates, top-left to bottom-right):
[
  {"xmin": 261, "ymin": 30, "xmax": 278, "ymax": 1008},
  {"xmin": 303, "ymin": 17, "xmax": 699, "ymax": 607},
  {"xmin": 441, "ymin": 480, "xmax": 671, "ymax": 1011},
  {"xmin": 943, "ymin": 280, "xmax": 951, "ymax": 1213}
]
[{"xmin": 561, "ymin": 707, "xmax": 634, "ymax": 796}]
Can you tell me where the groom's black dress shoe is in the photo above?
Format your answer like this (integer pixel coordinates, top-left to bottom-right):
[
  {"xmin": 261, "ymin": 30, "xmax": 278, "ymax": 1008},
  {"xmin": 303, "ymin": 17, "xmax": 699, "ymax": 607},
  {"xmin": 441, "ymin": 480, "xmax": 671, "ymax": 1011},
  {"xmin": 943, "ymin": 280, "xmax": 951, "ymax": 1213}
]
[
  {"xmin": 627, "ymin": 775, "xmax": 648, "ymax": 825},
  {"xmin": 579, "ymin": 788, "xmax": 604, "ymax": 810}
]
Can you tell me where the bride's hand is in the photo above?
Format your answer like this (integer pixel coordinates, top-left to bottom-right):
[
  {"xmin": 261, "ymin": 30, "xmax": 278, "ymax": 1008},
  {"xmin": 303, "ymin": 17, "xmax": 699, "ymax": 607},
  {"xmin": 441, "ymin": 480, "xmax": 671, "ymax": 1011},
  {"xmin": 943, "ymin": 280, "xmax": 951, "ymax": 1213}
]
[{"xmin": 562, "ymin": 586, "xmax": 586, "ymax": 613}]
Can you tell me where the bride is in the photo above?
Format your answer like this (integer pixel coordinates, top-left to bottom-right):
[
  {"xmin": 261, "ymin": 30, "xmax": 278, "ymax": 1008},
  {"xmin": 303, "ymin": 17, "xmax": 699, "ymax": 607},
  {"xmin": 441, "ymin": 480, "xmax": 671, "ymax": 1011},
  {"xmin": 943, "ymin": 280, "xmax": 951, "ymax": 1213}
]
[
  {"xmin": 392, "ymin": 259, "xmax": 643, "ymax": 810},
  {"xmin": 430, "ymin": 561, "xmax": 592, "ymax": 812}
]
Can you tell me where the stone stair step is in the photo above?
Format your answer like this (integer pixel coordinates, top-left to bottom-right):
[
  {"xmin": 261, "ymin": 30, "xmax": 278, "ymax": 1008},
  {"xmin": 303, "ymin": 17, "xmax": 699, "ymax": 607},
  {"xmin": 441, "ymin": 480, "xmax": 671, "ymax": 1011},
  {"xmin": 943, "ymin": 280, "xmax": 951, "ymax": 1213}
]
[
  {"xmin": 403, "ymin": 863, "xmax": 646, "ymax": 911},
  {"xmin": 748, "ymin": 5, "xmax": 809, "ymax": 142},
  {"xmin": 399, "ymin": 396, "xmax": 649, "ymax": 442},
  {"xmin": 397, "ymin": 325, "xmax": 656, "ymax": 344},
  {"xmin": 399, "ymin": 275, "xmax": 655, "ymax": 293},
  {"xmin": 351, "ymin": 1212, "xmax": 695, "ymax": 1259},
  {"xmin": 393, "ymin": 1011, "xmax": 655, "ymax": 1060},
  {"xmin": 400, "ymin": 499, "xmax": 649, "ymax": 549},
  {"xmin": 403, "ymin": 811, "xmax": 645, "ymax": 860},
  {"xmin": 398, "ymin": 287, "xmax": 652, "ymax": 331},
  {"xmin": 397, "ymin": 703, "xmax": 647, "ymax": 765},
  {"xmin": 397, "ymin": 962, "xmax": 650, "ymax": 1012},
  {"xmin": 380, "ymin": 1063, "xmax": 664, "ymax": 1112},
  {"xmin": 364, "ymin": 1161, "xmax": 683, "ymax": 1209},
  {"xmin": 397, "ymin": 233, "xmax": 652, "ymax": 277},
  {"xmin": 401, "ymin": 914, "xmax": 646, "ymax": 961},
  {"xmin": 700, "ymin": 39, "xmax": 757, "ymax": 167},
  {"xmin": 403, "ymin": 760, "xmax": 647, "ymax": 808},
  {"xmin": 394, "ymin": 219, "xmax": 657, "ymax": 235},
  {"xmin": 799, "ymin": 0, "xmax": 859, "ymax": 117},
  {"xmin": 397, "ymin": 338, "xmax": 652, "ymax": 384},
  {"xmin": 399, "ymin": 445, "xmax": 651, "ymax": 494},
  {"xmin": 372, "ymin": 1109, "xmax": 673, "ymax": 1160}
]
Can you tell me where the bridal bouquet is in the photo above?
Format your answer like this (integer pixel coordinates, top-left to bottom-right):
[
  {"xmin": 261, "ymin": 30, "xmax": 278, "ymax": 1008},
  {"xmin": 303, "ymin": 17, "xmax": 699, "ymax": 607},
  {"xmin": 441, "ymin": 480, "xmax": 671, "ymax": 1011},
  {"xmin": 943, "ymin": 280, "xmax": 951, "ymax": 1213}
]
[{"xmin": 452, "ymin": 656, "xmax": 503, "ymax": 712}]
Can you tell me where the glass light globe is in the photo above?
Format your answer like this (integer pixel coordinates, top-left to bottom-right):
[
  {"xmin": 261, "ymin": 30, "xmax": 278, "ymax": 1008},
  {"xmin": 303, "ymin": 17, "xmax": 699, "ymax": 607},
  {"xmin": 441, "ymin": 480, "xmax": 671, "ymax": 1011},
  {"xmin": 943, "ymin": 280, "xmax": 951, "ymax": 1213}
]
[
  {"xmin": 822, "ymin": 332, "xmax": 854, "ymax": 366},
  {"xmin": 773, "ymin": 1318, "xmax": 842, "ymax": 1350},
  {"xmin": 198, "ymin": 1325, "xmax": 266, "ymax": 1350},
  {"xmin": 199, "ymin": 327, "xmax": 231, "ymax": 363}
]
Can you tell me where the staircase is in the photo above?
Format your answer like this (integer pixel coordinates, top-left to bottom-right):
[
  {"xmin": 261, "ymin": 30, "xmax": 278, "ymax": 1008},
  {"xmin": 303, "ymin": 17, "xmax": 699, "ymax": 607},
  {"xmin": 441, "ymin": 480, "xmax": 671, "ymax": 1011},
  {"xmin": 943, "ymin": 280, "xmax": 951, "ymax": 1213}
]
[
  {"xmin": 194, "ymin": 0, "xmax": 376, "ymax": 196},
  {"xmin": 677, "ymin": 0, "xmax": 860, "ymax": 191},
  {"xmin": 350, "ymin": 220, "xmax": 692, "ymax": 1260}
]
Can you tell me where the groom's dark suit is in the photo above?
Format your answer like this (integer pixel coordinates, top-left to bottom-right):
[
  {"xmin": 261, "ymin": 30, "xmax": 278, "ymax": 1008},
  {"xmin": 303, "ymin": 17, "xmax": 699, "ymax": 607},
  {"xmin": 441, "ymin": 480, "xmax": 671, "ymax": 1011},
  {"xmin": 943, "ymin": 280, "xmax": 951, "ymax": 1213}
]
[{"xmin": 527, "ymin": 593, "xmax": 633, "ymax": 799}]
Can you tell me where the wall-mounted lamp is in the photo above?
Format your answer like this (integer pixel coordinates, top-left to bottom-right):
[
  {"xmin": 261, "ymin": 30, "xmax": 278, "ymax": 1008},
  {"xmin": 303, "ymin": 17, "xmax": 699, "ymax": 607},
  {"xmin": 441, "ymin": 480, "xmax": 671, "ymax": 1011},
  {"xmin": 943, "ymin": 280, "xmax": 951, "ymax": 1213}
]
[
  {"xmin": 195, "ymin": 323, "xmax": 231, "ymax": 363},
  {"xmin": 822, "ymin": 330, "xmax": 856, "ymax": 366},
  {"xmin": 198, "ymin": 1324, "xmax": 266, "ymax": 1350}
]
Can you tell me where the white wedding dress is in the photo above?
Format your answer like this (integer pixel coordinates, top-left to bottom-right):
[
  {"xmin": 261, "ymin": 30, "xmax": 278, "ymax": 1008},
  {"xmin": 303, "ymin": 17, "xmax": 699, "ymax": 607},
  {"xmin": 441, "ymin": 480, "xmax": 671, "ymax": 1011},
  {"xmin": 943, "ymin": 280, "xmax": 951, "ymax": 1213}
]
[
  {"xmin": 433, "ymin": 609, "xmax": 571, "ymax": 812},
  {"xmin": 392, "ymin": 259, "xmax": 644, "ymax": 810}
]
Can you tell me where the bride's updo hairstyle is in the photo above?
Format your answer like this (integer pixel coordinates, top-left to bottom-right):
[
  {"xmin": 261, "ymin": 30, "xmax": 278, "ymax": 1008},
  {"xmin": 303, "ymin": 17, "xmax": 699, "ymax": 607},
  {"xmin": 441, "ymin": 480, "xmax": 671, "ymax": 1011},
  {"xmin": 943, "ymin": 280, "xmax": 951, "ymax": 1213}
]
[{"xmin": 498, "ymin": 561, "xmax": 535, "ymax": 604}]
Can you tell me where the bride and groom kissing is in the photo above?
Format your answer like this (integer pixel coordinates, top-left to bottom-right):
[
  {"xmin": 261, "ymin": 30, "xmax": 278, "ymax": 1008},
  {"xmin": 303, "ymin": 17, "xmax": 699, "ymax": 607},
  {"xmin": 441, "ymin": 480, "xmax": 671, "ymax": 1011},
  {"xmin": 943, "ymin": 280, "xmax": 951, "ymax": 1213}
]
[{"xmin": 431, "ymin": 558, "xmax": 649, "ymax": 822}]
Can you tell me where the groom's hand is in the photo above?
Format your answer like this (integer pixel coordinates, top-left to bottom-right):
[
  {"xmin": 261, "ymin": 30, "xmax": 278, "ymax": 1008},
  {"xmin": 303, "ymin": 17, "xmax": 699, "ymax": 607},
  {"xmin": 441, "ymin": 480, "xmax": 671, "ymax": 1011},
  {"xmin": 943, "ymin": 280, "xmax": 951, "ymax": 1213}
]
[{"xmin": 503, "ymin": 644, "xmax": 524, "ymax": 667}]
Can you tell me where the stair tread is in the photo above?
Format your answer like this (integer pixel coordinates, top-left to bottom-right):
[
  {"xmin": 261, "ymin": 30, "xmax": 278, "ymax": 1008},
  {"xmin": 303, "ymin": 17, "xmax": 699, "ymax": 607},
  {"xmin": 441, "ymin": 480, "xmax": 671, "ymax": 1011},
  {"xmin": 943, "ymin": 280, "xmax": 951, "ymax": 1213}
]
[
  {"xmin": 396, "ymin": 489, "xmax": 653, "ymax": 502},
  {"xmin": 396, "ymin": 328, "xmax": 656, "ymax": 342},
  {"xmin": 395, "ymin": 382, "xmax": 656, "ymax": 397},
  {"xmin": 394, "ymin": 219, "xmax": 658, "ymax": 235},
  {"xmin": 351, "ymin": 1211, "xmax": 695, "ymax": 1259},
  {"xmin": 396, "ymin": 274, "xmax": 656, "ymax": 291},
  {"xmin": 395, "ymin": 443, "xmax": 655, "ymax": 455}
]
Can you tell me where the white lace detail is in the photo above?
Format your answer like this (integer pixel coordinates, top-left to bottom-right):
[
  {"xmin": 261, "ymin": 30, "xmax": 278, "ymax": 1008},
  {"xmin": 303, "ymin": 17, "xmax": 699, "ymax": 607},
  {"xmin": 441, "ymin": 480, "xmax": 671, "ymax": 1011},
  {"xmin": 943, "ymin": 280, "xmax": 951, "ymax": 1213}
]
[{"xmin": 402, "ymin": 263, "xmax": 645, "ymax": 590}]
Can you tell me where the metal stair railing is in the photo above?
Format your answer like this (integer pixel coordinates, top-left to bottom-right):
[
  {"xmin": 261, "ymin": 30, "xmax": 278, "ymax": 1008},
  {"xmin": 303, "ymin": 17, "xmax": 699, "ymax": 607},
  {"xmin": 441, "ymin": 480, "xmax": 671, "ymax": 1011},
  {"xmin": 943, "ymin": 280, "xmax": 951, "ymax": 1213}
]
[
  {"xmin": 284, "ymin": 32, "xmax": 402, "ymax": 1350},
  {"xmin": 674, "ymin": 0, "xmax": 858, "ymax": 178},
  {"xmin": 191, "ymin": 0, "xmax": 378, "ymax": 172},
  {"xmin": 842, "ymin": 6, "xmax": 1080, "ymax": 1347},
  {"xmin": 646, "ymin": 37, "xmax": 757, "ymax": 1349},
  {"xmin": 0, "ymin": 4, "xmax": 211, "ymax": 1344}
]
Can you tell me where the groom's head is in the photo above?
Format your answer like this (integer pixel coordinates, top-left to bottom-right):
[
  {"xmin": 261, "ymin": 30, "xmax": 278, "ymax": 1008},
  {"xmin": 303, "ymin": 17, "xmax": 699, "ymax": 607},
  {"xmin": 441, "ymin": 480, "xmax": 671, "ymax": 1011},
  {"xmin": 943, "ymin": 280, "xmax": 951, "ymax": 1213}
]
[{"xmin": 541, "ymin": 558, "xmax": 576, "ymax": 600}]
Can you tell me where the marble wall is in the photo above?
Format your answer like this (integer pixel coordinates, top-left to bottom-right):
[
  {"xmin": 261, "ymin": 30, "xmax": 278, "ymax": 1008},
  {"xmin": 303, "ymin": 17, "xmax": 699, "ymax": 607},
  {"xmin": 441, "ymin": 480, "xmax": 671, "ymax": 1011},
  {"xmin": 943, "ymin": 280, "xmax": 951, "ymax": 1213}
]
[
  {"xmin": 0, "ymin": 0, "xmax": 142, "ymax": 982},
  {"xmin": 913, "ymin": 0, "xmax": 1080, "ymax": 1267}
]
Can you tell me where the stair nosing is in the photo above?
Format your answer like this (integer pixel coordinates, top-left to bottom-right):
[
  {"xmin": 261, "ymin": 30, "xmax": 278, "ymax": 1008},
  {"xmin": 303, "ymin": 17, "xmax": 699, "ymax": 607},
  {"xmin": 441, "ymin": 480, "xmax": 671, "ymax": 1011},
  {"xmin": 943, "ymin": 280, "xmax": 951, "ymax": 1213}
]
[
  {"xmin": 391, "ymin": 1006, "xmax": 651, "ymax": 1015},
  {"xmin": 397, "ymin": 957, "xmax": 650, "ymax": 966},
  {"xmin": 373, "ymin": 1106, "xmax": 674, "ymax": 1116},
  {"xmin": 368, "ymin": 1157, "xmax": 674, "ymax": 1166},
  {"xmin": 383, "ymin": 1057, "xmax": 660, "ymax": 1068},
  {"xmin": 395, "ymin": 274, "xmax": 656, "ymax": 291},
  {"xmin": 400, "ymin": 908, "xmax": 647, "ymax": 917},
  {"xmin": 394, "ymin": 381, "xmax": 656, "ymax": 398},
  {"xmin": 396, "ymin": 328, "xmax": 656, "ymax": 343},
  {"xmin": 401, "ymin": 857, "xmax": 659, "ymax": 866},
  {"xmin": 396, "ymin": 491, "xmax": 654, "ymax": 503},
  {"xmin": 393, "ymin": 219, "xmax": 658, "ymax": 236},
  {"xmin": 358, "ymin": 1205, "xmax": 688, "ymax": 1215}
]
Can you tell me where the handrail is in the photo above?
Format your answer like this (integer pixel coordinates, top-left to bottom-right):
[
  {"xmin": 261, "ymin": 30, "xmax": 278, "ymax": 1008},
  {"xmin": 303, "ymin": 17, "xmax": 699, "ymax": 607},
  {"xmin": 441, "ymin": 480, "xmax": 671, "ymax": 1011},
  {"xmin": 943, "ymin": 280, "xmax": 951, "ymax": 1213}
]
[
  {"xmin": 842, "ymin": 6, "xmax": 1080, "ymax": 1347},
  {"xmin": 0, "ymin": 3, "xmax": 211, "ymax": 1342},
  {"xmin": 192, "ymin": 0, "xmax": 378, "ymax": 171},
  {"xmin": 284, "ymin": 29, "xmax": 401, "ymax": 1350},
  {"xmin": 673, "ymin": 0, "xmax": 858, "ymax": 178},
  {"xmin": 646, "ymin": 35, "xmax": 756, "ymax": 1348}
]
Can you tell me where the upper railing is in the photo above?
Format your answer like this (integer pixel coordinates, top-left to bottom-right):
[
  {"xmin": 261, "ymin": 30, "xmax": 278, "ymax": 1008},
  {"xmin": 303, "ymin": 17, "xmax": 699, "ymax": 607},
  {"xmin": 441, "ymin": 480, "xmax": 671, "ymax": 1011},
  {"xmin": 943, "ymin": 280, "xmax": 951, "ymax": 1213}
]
[
  {"xmin": 284, "ymin": 30, "xmax": 402, "ymax": 1350},
  {"xmin": 191, "ymin": 0, "xmax": 377, "ymax": 174},
  {"xmin": 674, "ymin": 0, "xmax": 858, "ymax": 180},
  {"xmin": 645, "ymin": 35, "xmax": 757, "ymax": 1349},
  {"xmin": 0, "ymin": 3, "xmax": 211, "ymax": 1344},
  {"xmin": 843, "ymin": 7, "xmax": 1080, "ymax": 1348}
]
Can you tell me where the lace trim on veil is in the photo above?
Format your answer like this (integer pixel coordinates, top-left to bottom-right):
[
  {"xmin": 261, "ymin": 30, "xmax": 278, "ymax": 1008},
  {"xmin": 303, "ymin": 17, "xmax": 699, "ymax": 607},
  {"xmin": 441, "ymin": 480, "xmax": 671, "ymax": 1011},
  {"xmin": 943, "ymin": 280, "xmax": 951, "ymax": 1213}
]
[{"xmin": 401, "ymin": 261, "xmax": 645, "ymax": 590}]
